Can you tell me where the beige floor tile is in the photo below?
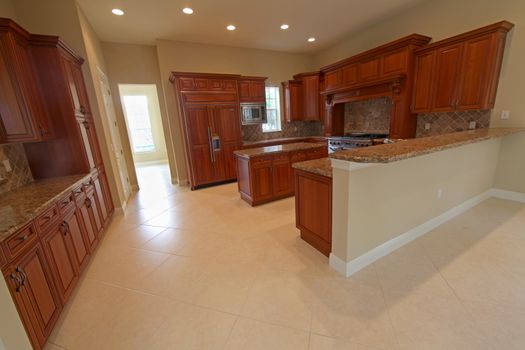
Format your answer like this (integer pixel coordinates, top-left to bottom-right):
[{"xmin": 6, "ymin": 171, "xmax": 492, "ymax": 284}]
[
  {"xmin": 224, "ymin": 317, "xmax": 309, "ymax": 350},
  {"xmin": 102, "ymin": 224, "xmax": 166, "ymax": 248},
  {"xmin": 309, "ymin": 334, "xmax": 379, "ymax": 350}
]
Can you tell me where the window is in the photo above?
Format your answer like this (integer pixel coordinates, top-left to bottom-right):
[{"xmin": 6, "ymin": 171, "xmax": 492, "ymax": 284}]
[
  {"xmin": 263, "ymin": 86, "xmax": 282, "ymax": 133},
  {"xmin": 122, "ymin": 95, "xmax": 156, "ymax": 153}
]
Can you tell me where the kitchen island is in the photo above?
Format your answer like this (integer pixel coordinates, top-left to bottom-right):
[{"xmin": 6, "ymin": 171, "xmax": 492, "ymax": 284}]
[
  {"xmin": 293, "ymin": 128, "xmax": 525, "ymax": 276},
  {"xmin": 234, "ymin": 142, "xmax": 327, "ymax": 206}
]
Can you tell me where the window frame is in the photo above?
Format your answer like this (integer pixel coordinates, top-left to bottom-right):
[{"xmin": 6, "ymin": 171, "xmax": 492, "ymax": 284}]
[
  {"xmin": 121, "ymin": 95, "xmax": 157, "ymax": 154},
  {"xmin": 262, "ymin": 86, "xmax": 282, "ymax": 133}
]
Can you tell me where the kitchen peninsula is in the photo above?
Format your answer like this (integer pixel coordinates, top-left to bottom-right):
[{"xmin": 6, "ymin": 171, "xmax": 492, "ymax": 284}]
[{"xmin": 293, "ymin": 128, "xmax": 525, "ymax": 276}]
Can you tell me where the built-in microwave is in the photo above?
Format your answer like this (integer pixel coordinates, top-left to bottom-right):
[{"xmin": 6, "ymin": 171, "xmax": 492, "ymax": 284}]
[{"xmin": 240, "ymin": 103, "xmax": 267, "ymax": 125}]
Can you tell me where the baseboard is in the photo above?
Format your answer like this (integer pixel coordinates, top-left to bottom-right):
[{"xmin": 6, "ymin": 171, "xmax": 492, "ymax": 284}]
[
  {"xmin": 490, "ymin": 188, "xmax": 525, "ymax": 203},
  {"xmin": 330, "ymin": 189, "xmax": 493, "ymax": 277},
  {"xmin": 135, "ymin": 160, "xmax": 168, "ymax": 166}
]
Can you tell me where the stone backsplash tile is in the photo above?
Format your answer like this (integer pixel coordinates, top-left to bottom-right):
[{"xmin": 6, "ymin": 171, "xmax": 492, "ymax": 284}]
[
  {"xmin": 416, "ymin": 110, "xmax": 491, "ymax": 137},
  {"xmin": 241, "ymin": 120, "xmax": 323, "ymax": 142},
  {"xmin": 344, "ymin": 97, "xmax": 392, "ymax": 134},
  {"xmin": 0, "ymin": 144, "xmax": 34, "ymax": 195}
]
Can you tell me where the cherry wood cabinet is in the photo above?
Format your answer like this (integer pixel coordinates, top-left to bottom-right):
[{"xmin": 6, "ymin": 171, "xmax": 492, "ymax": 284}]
[
  {"xmin": 235, "ymin": 146, "xmax": 328, "ymax": 206},
  {"xmin": 282, "ymin": 72, "xmax": 322, "ymax": 122},
  {"xmin": 412, "ymin": 21, "xmax": 513, "ymax": 113},
  {"xmin": 282, "ymin": 80, "xmax": 303, "ymax": 121},
  {"xmin": 62, "ymin": 208, "xmax": 90, "ymax": 271},
  {"xmin": 3, "ymin": 244, "xmax": 62, "ymax": 350},
  {"xmin": 238, "ymin": 77, "xmax": 266, "ymax": 103},
  {"xmin": 0, "ymin": 19, "xmax": 54, "ymax": 143},
  {"xmin": 295, "ymin": 169, "xmax": 332, "ymax": 256}
]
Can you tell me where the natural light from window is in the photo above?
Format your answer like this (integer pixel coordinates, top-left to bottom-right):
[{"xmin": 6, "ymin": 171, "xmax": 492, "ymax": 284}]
[
  {"xmin": 122, "ymin": 95, "xmax": 156, "ymax": 153},
  {"xmin": 263, "ymin": 86, "xmax": 281, "ymax": 133}
]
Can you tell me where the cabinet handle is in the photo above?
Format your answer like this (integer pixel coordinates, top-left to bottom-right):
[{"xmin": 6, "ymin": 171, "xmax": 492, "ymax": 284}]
[
  {"xmin": 74, "ymin": 189, "xmax": 83, "ymax": 195},
  {"xmin": 207, "ymin": 127, "xmax": 215, "ymax": 162},
  {"xmin": 10, "ymin": 272, "xmax": 22, "ymax": 292},
  {"xmin": 79, "ymin": 105, "xmax": 87, "ymax": 115},
  {"xmin": 85, "ymin": 197, "xmax": 92, "ymax": 208},
  {"xmin": 62, "ymin": 199, "xmax": 70, "ymax": 206},
  {"xmin": 41, "ymin": 215, "xmax": 53, "ymax": 222},
  {"xmin": 15, "ymin": 267, "xmax": 27, "ymax": 291},
  {"xmin": 59, "ymin": 221, "xmax": 69, "ymax": 236},
  {"xmin": 16, "ymin": 234, "xmax": 29, "ymax": 242}
]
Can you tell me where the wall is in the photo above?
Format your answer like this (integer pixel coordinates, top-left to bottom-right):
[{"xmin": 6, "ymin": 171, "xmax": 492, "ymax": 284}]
[
  {"xmin": 118, "ymin": 84, "xmax": 168, "ymax": 163},
  {"xmin": 332, "ymin": 138, "xmax": 501, "ymax": 264},
  {"xmin": 101, "ymin": 42, "xmax": 174, "ymax": 184},
  {"xmin": 0, "ymin": 277, "xmax": 32, "ymax": 350},
  {"xmin": 416, "ymin": 110, "xmax": 491, "ymax": 137},
  {"xmin": 156, "ymin": 39, "xmax": 314, "ymax": 184},
  {"xmin": 0, "ymin": 0, "xmax": 15, "ymax": 19},
  {"xmin": 241, "ymin": 121, "xmax": 322, "ymax": 142},
  {"xmin": 314, "ymin": 0, "xmax": 525, "ymax": 192},
  {"xmin": 344, "ymin": 97, "xmax": 392, "ymax": 134}
]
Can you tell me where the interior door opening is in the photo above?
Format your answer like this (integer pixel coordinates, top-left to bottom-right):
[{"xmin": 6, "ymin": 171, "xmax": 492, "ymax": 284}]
[{"xmin": 118, "ymin": 84, "xmax": 174, "ymax": 196}]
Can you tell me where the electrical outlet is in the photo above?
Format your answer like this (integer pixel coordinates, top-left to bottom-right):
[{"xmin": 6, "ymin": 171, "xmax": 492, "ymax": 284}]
[
  {"xmin": 468, "ymin": 121, "xmax": 477, "ymax": 130},
  {"xmin": 424, "ymin": 123, "xmax": 431, "ymax": 130},
  {"xmin": 3, "ymin": 159, "xmax": 11, "ymax": 172},
  {"xmin": 501, "ymin": 110, "xmax": 510, "ymax": 120}
]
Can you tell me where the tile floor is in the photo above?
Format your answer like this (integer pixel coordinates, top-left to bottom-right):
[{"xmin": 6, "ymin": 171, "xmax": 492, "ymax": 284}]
[{"xmin": 46, "ymin": 164, "xmax": 525, "ymax": 349}]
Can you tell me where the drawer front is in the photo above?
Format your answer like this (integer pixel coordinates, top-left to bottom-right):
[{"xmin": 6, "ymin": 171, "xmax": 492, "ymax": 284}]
[
  {"xmin": 58, "ymin": 192, "xmax": 76, "ymax": 215},
  {"xmin": 4, "ymin": 223, "xmax": 38, "ymax": 259},
  {"xmin": 306, "ymin": 148, "xmax": 327, "ymax": 160},
  {"xmin": 35, "ymin": 205, "xmax": 60, "ymax": 233},
  {"xmin": 251, "ymin": 156, "xmax": 273, "ymax": 165}
]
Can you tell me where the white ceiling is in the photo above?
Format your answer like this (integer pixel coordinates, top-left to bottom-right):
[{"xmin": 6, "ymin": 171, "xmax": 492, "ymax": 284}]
[{"xmin": 77, "ymin": 0, "xmax": 427, "ymax": 53}]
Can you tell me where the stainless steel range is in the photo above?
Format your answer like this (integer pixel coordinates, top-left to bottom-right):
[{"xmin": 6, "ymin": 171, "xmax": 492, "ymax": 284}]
[{"xmin": 328, "ymin": 132, "xmax": 389, "ymax": 153}]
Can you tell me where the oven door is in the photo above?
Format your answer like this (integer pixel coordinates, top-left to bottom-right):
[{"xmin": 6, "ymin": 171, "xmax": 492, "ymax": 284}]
[{"xmin": 241, "ymin": 104, "xmax": 267, "ymax": 125}]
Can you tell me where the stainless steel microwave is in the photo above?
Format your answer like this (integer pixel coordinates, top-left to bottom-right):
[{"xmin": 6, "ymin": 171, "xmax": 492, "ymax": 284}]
[{"xmin": 240, "ymin": 103, "xmax": 267, "ymax": 125}]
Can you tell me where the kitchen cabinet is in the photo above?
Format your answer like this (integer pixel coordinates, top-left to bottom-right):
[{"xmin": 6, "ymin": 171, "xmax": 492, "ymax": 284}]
[
  {"xmin": 282, "ymin": 80, "xmax": 303, "ymax": 121},
  {"xmin": 171, "ymin": 73, "xmax": 247, "ymax": 189},
  {"xmin": 295, "ymin": 168, "xmax": 332, "ymax": 256},
  {"xmin": 282, "ymin": 72, "xmax": 322, "ymax": 122},
  {"xmin": 0, "ymin": 19, "xmax": 54, "ymax": 143},
  {"xmin": 3, "ymin": 244, "xmax": 62, "ymax": 350},
  {"xmin": 62, "ymin": 208, "xmax": 90, "ymax": 271},
  {"xmin": 235, "ymin": 146, "xmax": 328, "ymax": 206},
  {"xmin": 76, "ymin": 191, "xmax": 99, "ymax": 253},
  {"xmin": 239, "ymin": 77, "xmax": 266, "ymax": 103},
  {"xmin": 412, "ymin": 21, "xmax": 513, "ymax": 113}
]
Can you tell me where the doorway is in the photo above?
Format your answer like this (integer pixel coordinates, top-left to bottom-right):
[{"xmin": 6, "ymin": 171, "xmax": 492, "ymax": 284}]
[{"xmin": 118, "ymin": 84, "xmax": 173, "ymax": 196}]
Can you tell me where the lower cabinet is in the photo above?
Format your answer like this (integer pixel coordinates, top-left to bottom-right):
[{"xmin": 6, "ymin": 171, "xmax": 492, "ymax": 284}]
[
  {"xmin": 3, "ymin": 244, "xmax": 62, "ymax": 350},
  {"xmin": 77, "ymin": 194, "xmax": 99, "ymax": 253},
  {"xmin": 294, "ymin": 169, "xmax": 332, "ymax": 256},
  {"xmin": 236, "ymin": 146, "xmax": 328, "ymax": 206},
  {"xmin": 62, "ymin": 208, "xmax": 90, "ymax": 271}
]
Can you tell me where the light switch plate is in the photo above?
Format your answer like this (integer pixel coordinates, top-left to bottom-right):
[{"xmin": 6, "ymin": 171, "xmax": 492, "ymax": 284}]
[
  {"xmin": 501, "ymin": 110, "xmax": 510, "ymax": 120},
  {"xmin": 3, "ymin": 160, "xmax": 12, "ymax": 172},
  {"xmin": 468, "ymin": 121, "xmax": 477, "ymax": 129}
]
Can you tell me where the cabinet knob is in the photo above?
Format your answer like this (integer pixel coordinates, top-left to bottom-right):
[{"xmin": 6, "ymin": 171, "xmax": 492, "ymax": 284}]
[
  {"xmin": 85, "ymin": 197, "xmax": 92, "ymax": 208},
  {"xmin": 79, "ymin": 105, "xmax": 87, "ymax": 114}
]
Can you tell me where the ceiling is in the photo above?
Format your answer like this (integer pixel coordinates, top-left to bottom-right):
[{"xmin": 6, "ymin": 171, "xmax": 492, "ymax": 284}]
[{"xmin": 77, "ymin": 0, "xmax": 427, "ymax": 53}]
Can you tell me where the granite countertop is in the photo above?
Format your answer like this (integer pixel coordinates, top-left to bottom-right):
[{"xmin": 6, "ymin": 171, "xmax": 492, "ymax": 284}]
[
  {"xmin": 242, "ymin": 136, "xmax": 326, "ymax": 148},
  {"xmin": 330, "ymin": 128, "xmax": 525, "ymax": 163},
  {"xmin": 234, "ymin": 142, "xmax": 325, "ymax": 158},
  {"xmin": 292, "ymin": 157, "xmax": 332, "ymax": 178},
  {"xmin": 0, "ymin": 174, "xmax": 90, "ymax": 241}
]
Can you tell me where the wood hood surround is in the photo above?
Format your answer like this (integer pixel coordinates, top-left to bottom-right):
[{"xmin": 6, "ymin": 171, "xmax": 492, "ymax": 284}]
[{"xmin": 320, "ymin": 34, "xmax": 432, "ymax": 139}]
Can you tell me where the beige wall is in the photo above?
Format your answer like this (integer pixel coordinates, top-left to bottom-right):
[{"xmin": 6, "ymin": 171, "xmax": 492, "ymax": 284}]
[
  {"xmin": 0, "ymin": 0, "xmax": 15, "ymax": 19},
  {"xmin": 332, "ymin": 139, "xmax": 501, "ymax": 263},
  {"xmin": 315, "ymin": 0, "xmax": 525, "ymax": 193},
  {"xmin": 0, "ymin": 278, "xmax": 32, "ymax": 350},
  {"xmin": 156, "ymin": 39, "xmax": 314, "ymax": 183},
  {"xmin": 102, "ymin": 42, "xmax": 175, "ymax": 184}
]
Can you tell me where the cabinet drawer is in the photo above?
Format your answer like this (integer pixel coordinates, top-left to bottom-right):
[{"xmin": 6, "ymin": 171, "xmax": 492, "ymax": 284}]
[
  {"xmin": 58, "ymin": 191, "xmax": 76, "ymax": 215},
  {"xmin": 251, "ymin": 156, "xmax": 272, "ymax": 165},
  {"xmin": 272, "ymin": 154, "xmax": 290, "ymax": 164},
  {"xmin": 35, "ymin": 205, "xmax": 60, "ymax": 233},
  {"xmin": 4, "ymin": 223, "xmax": 38, "ymax": 259},
  {"xmin": 306, "ymin": 148, "xmax": 327, "ymax": 160}
]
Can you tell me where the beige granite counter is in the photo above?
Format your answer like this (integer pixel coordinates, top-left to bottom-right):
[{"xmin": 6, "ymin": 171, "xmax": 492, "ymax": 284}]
[
  {"xmin": 235, "ymin": 142, "xmax": 325, "ymax": 158},
  {"xmin": 292, "ymin": 158, "xmax": 332, "ymax": 178},
  {"xmin": 330, "ymin": 128, "xmax": 525, "ymax": 163},
  {"xmin": 242, "ymin": 136, "xmax": 326, "ymax": 148},
  {"xmin": 0, "ymin": 174, "xmax": 90, "ymax": 241}
]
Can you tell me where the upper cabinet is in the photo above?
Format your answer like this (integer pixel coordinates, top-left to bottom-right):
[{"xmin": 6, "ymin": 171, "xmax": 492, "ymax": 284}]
[
  {"xmin": 282, "ymin": 72, "xmax": 322, "ymax": 122},
  {"xmin": 412, "ymin": 21, "xmax": 513, "ymax": 113},
  {"xmin": 238, "ymin": 77, "xmax": 266, "ymax": 103},
  {"xmin": 0, "ymin": 19, "xmax": 54, "ymax": 143}
]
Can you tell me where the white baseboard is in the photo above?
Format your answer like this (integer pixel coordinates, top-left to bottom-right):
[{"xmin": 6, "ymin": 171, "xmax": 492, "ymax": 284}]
[
  {"xmin": 490, "ymin": 188, "xmax": 525, "ymax": 203},
  {"xmin": 330, "ymin": 189, "xmax": 494, "ymax": 277}
]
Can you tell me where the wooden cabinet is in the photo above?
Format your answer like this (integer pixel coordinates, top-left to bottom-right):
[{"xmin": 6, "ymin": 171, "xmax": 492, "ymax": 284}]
[
  {"xmin": 0, "ymin": 19, "xmax": 54, "ymax": 144},
  {"xmin": 235, "ymin": 146, "xmax": 328, "ymax": 206},
  {"xmin": 282, "ymin": 80, "xmax": 303, "ymax": 121},
  {"xmin": 412, "ymin": 21, "xmax": 513, "ymax": 113},
  {"xmin": 282, "ymin": 72, "xmax": 322, "ymax": 122},
  {"xmin": 239, "ymin": 77, "xmax": 266, "ymax": 103},
  {"xmin": 3, "ymin": 244, "xmax": 61, "ymax": 350},
  {"xmin": 301, "ymin": 74, "xmax": 320, "ymax": 120},
  {"xmin": 77, "ymin": 193, "xmax": 98, "ymax": 253},
  {"xmin": 62, "ymin": 208, "xmax": 90, "ymax": 271},
  {"xmin": 295, "ymin": 169, "xmax": 332, "ymax": 256}
]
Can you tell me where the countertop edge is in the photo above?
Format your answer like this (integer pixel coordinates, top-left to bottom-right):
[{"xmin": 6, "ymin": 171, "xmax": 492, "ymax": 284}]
[{"xmin": 235, "ymin": 142, "xmax": 326, "ymax": 158}]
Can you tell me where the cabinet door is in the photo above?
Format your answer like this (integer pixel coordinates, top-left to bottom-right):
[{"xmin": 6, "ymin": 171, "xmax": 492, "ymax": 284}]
[
  {"xmin": 302, "ymin": 75, "xmax": 320, "ymax": 120},
  {"xmin": 412, "ymin": 51, "xmax": 436, "ymax": 113},
  {"xmin": 184, "ymin": 105, "xmax": 214, "ymax": 187},
  {"xmin": 249, "ymin": 81, "xmax": 265, "ymax": 102},
  {"xmin": 78, "ymin": 197, "xmax": 98, "ymax": 252},
  {"xmin": 272, "ymin": 156, "xmax": 293, "ymax": 197},
  {"xmin": 324, "ymin": 70, "xmax": 341, "ymax": 91},
  {"xmin": 98, "ymin": 169, "xmax": 114, "ymax": 215},
  {"xmin": 76, "ymin": 118, "xmax": 99, "ymax": 171},
  {"xmin": 61, "ymin": 56, "xmax": 90, "ymax": 118},
  {"xmin": 252, "ymin": 159, "xmax": 273, "ymax": 202},
  {"xmin": 4, "ymin": 245, "xmax": 61, "ymax": 349},
  {"xmin": 93, "ymin": 175, "xmax": 108, "ymax": 224},
  {"xmin": 282, "ymin": 81, "xmax": 303, "ymax": 122},
  {"xmin": 211, "ymin": 105, "xmax": 241, "ymax": 180},
  {"xmin": 0, "ymin": 31, "xmax": 37, "ymax": 143},
  {"xmin": 41, "ymin": 223, "xmax": 78, "ymax": 303},
  {"xmin": 86, "ymin": 191, "xmax": 102, "ymax": 235},
  {"xmin": 456, "ymin": 34, "xmax": 493, "ymax": 109},
  {"xmin": 238, "ymin": 81, "xmax": 251, "ymax": 100},
  {"xmin": 63, "ymin": 209, "xmax": 90, "ymax": 271},
  {"xmin": 359, "ymin": 57, "xmax": 381, "ymax": 82},
  {"xmin": 431, "ymin": 43, "xmax": 463, "ymax": 111}
]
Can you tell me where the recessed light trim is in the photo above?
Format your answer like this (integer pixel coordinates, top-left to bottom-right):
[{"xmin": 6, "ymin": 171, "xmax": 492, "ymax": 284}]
[
  {"xmin": 308, "ymin": 37, "xmax": 316, "ymax": 42},
  {"xmin": 111, "ymin": 8, "xmax": 124, "ymax": 16},
  {"xmin": 280, "ymin": 24, "xmax": 289, "ymax": 30},
  {"xmin": 226, "ymin": 25, "xmax": 236, "ymax": 31},
  {"xmin": 182, "ymin": 7, "xmax": 194, "ymax": 14}
]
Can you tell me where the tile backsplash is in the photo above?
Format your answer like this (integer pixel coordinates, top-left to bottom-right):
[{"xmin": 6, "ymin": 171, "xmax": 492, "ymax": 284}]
[
  {"xmin": 241, "ymin": 120, "xmax": 323, "ymax": 142},
  {"xmin": 0, "ymin": 144, "xmax": 34, "ymax": 195},
  {"xmin": 416, "ymin": 110, "xmax": 491, "ymax": 137},
  {"xmin": 344, "ymin": 97, "xmax": 392, "ymax": 134}
]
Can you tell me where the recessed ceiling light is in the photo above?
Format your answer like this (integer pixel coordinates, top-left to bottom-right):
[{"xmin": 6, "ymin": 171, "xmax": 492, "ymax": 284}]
[
  {"xmin": 226, "ymin": 25, "xmax": 236, "ymax": 31},
  {"xmin": 308, "ymin": 37, "xmax": 316, "ymax": 42},
  {"xmin": 280, "ymin": 24, "xmax": 289, "ymax": 30},
  {"xmin": 111, "ymin": 8, "xmax": 124, "ymax": 16},
  {"xmin": 182, "ymin": 7, "xmax": 193, "ymax": 14}
]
